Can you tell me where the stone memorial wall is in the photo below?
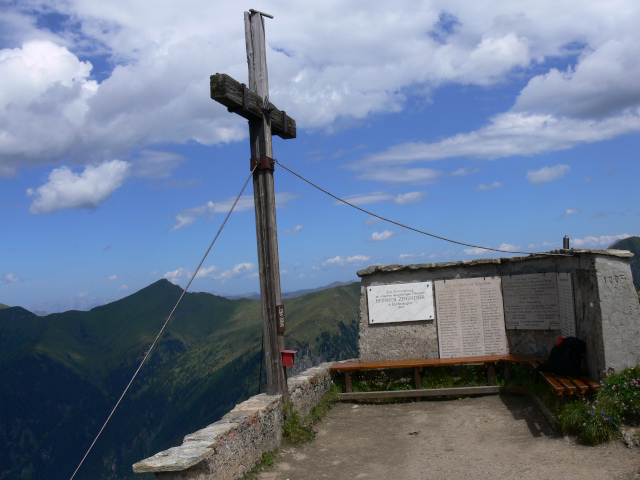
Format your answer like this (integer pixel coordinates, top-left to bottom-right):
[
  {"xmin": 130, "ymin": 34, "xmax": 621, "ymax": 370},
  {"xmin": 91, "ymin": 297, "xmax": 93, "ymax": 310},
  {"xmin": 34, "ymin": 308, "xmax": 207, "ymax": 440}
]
[
  {"xmin": 357, "ymin": 249, "xmax": 640, "ymax": 380},
  {"xmin": 557, "ymin": 272, "xmax": 576, "ymax": 337},
  {"xmin": 434, "ymin": 277, "xmax": 507, "ymax": 358},
  {"xmin": 502, "ymin": 273, "xmax": 560, "ymax": 330}
]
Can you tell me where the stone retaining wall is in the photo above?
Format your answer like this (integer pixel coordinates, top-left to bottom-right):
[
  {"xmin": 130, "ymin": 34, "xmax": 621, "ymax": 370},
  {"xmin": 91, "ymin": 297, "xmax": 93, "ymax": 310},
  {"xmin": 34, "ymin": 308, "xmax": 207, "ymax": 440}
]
[
  {"xmin": 133, "ymin": 362, "xmax": 333, "ymax": 479},
  {"xmin": 288, "ymin": 363, "xmax": 332, "ymax": 418}
]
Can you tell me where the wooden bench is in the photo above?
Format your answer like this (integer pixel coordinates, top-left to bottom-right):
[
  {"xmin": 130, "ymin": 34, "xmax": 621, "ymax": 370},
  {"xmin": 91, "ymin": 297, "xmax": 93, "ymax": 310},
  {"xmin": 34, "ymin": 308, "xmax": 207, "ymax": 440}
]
[
  {"xmin": 330, "ymin": 354, "xmax": 600, "ymax": 400},
  {"xmin": 525, "ymin": 358, "xmax": 601, "ymax": 396}
]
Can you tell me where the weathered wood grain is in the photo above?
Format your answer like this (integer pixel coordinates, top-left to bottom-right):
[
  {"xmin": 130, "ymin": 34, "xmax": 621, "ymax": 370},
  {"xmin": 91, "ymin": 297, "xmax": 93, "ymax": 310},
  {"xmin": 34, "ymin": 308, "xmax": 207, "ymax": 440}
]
[
  {"xmin": 244, "ymin": 10, "xmax": 289, "ymax": 400},
  {"xmin": 210, "ymin": 73, "xmax": 296, "ymax": 139}
]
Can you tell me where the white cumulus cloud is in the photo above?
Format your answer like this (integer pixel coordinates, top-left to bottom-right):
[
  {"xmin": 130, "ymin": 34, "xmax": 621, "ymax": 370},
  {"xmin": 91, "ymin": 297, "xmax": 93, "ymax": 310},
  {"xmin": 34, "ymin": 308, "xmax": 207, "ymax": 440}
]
[
  {"xmin": 399, "ymin": 253, "xmax": 425, "ymax": 259},
  {"xmin": 527, "ymin": 165, "xmax": 570, "ymax": 185},
  {"xmin": 1, "ymin": 3, "xmax": 640, "ymax": 178},
  {"xmin": 171, "ymin": 193, "xmax": 300, "ymax": 231},
  {"xmin": 0, "ymin": 40, "xmax": 98, "ymax": 176},
  {"xmin": 3, "ymin": 272, "xmax": 20, "ymax": 283},
  {"xmin": 163, "ymin": 265, "xmax": 218, "ymax": 283},
  {"xmin": 355, "ymin": 112, "xmax": 640, "ymax": 168},
  {"xmin": 572, "ymin": 234, "xmax": 630, "ymax": 248},
  {"xmin": 561, "ymin": 208, "xmax": 581, "ymax": 219},
  {"xmin": 27, "ymin": 160, "xmax": 130, "ymax": 214},
  {"xmin": 215, "ymin": 263, "xmax": 256, "ymax": 281},
  {"xmin": 368, "ymin": 230, "xmax": 396, "ymax": 242},
  {"xmin": 463, "ymin": 247, "xmax": 490, "ymax": 256},
  {"xmin": 196, "ymin": 266, "xmax": 218, "ymax": 279},
  {"xmin": 322, "ymin": 255, "xmax": 371, "ymax": 267},
  {"xmin": 514, "ymin": 37, "xmax": 640, "ymax": 119},
  {"xmin": 284, "ymin": 225, "xmax": 304, "ymax": 234},
  {"xmin": 163, "ymin": 267, "xmax": 191, "ymax": 284},
  {"xmin": 334, "ymin": 192, "xmax": 395, "ymax": 206},
  {"xmin": 498, "ymin": 243, "xmax": 522, "ymax": 252},
  {"xmin": 477, "ymin": 182, "xmax": 503, "ymax": 192},
  {"xmin": 395, "ymin": 192, "xmax": 427, "ymax": 205}
]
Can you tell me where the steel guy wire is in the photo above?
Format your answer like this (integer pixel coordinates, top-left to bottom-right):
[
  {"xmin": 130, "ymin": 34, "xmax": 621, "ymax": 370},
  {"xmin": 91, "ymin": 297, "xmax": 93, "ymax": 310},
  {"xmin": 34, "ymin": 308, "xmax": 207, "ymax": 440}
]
[
  {"xmin": 275, "ymin": 159, "xmax": 572, "ymax": 257},
  {"xmin": 69, "ymin": 164, "xmax": 257, "ymax": 480}
]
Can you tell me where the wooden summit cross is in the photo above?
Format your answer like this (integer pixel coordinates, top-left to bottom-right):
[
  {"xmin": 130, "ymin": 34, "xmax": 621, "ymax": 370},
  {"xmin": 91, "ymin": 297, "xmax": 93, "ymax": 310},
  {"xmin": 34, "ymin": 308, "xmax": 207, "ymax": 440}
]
[{"xmin": 210, "ymin": 10, "xmax": 296, "ymax": 398}]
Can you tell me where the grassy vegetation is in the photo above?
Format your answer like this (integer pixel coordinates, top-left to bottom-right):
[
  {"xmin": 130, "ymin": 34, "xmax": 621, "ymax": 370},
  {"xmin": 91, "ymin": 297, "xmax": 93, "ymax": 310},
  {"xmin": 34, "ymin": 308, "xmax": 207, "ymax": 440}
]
[
  {"xmin": 341, "ymin": 365, "xmax": 488, "ymax": 394},
  {"xmin": 244, "ymin": 385, "xmax": 341, "ymax": 479},
  {"xmin": 422, "ymin": 365, "xmax": 487, "ymax": 389},
  {"xmin": 559, "ymin": 366, "xmax": 640, "ymax": 444},
  {"xmin": 243, "ymin": 449, "xmax": 280, "ymax": 480},
  {"xmin": 0, "ymin": 302, "xmax": 9, "ymax": 309},
  {"xmin": 283, "ymin": 408, "xmax": 317, "ymax": 445},
  {"xmin": 283, "ymin": 383, "xmax": 341, "ymax": 446}
]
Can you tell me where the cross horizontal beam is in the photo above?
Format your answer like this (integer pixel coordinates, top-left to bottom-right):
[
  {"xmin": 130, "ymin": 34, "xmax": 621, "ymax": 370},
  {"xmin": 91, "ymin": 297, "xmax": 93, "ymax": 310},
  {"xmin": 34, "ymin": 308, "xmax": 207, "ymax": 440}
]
[{"xmin": 210, "ymin": 73, "xmax": 296, "ymax": 139}]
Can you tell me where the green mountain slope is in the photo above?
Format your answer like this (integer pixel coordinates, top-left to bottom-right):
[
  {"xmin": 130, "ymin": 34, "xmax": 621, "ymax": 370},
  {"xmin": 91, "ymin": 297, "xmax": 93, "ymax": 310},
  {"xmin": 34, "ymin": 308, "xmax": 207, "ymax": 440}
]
[
  {"xmin": 610, "ymin": 236, "xmax": 640, "ymax": 291},
  {"xmin": 0, "ymin": 280, "xmax": 360, "ymax": 480},
  {"xmin": 0, "ymin": 303, "xmax": 9, "ymax": 309}
]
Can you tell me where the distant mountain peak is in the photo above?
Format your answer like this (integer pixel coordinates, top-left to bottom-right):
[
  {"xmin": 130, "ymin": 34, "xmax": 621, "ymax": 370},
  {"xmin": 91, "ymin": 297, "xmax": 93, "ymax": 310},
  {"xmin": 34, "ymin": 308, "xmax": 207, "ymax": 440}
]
[{"xmin": 609, "ymin": 236, "xmax": 639, "ymax": 291}]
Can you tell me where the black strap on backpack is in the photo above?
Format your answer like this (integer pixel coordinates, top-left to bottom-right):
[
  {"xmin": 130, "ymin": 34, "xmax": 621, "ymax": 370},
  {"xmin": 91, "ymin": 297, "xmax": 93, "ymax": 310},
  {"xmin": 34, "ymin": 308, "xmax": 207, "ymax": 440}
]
[{"xmin": 536, "ymin": 336, "xmax": 586, "ymax": 377}]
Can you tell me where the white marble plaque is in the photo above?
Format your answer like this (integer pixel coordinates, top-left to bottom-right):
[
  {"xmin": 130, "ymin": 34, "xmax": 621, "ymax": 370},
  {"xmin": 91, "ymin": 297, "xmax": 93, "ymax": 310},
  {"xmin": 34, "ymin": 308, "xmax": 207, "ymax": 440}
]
[
  {"xmin": 557, "ymin": 273, "xmax": 576, "ymax": 337},
  {"xmin": 502, "ymin": 273, "xmax": 560, "ymax": 330},
  {"xmin": 367, "ymin": 282, "xmax": 434, "ymax": 324},
  {"xmin": 435, "ymin": 277, "xmax": 508, "ymax": 358}
]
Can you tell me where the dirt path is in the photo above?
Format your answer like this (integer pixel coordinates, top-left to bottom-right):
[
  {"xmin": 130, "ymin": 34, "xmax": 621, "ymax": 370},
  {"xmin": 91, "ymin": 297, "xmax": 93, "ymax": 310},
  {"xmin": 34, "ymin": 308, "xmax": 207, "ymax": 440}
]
[{"xmin": 258, "ymin": 394, "xmax": 640, "ymax": 480}]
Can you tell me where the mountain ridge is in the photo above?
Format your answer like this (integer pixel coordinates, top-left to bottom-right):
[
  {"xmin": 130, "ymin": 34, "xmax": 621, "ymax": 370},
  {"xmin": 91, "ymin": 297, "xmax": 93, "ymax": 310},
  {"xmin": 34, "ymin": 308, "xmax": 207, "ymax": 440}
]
[
  {"xmin": 223, "ymin": 280, "xmax": 358, "ymax": 300},
  {"xmin": 0, "ymin": 279, "xmax": 360, "ymax": 480},
  {"xmin": 609, "ymin": 236, "xmax": 640, "ymax": 291}
]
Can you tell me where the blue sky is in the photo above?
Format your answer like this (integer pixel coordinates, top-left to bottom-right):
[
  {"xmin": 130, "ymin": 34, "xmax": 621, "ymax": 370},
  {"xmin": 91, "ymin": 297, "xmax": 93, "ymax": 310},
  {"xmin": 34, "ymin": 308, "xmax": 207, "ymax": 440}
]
[{"xmin": 1, "ymin": 1, "xmax": 638, "ymax": 313}]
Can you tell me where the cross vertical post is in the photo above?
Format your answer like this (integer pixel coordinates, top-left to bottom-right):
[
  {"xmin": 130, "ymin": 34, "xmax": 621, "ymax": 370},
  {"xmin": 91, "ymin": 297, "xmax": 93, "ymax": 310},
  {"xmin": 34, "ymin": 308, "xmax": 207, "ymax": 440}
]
[
  {"xmin": 245, "ymin": 10, "xmax": 287, "ymax": 399},
  {"xmin": 210, "ymin": 10, "xmax": 296, "ymax": 399}
]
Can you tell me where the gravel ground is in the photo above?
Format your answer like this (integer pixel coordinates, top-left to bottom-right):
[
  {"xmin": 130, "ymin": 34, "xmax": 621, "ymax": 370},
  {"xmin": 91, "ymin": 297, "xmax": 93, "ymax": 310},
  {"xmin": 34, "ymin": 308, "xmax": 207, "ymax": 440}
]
[{"xmin": 257, "ymin": 394, "xmax": 640, "ymax": 480}]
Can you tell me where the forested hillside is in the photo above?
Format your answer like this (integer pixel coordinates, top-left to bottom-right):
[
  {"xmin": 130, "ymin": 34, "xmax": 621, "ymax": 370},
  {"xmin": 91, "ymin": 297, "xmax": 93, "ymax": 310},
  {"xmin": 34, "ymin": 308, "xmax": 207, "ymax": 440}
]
[{"xmin": 0, "ymin": 280, "xmax": 360, "ymax": 480}]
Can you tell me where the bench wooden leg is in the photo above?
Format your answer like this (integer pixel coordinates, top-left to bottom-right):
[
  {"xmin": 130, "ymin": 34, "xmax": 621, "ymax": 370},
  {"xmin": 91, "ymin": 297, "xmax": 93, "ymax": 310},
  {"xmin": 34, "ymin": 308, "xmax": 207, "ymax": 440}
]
[
  {"xmin": 486, "ymin": 363, "xmax": 496, "ymax": 386},
  {"xmin": 414, "ymin": 367, "xmax": 421, "ymax": 389},
  {"xmin": 345, "ymin": 372, "xmax": 352, "ymax": 393},
  {"xmin": 504, "ymin": 362, "xmax": 511, "ymax": 384}
]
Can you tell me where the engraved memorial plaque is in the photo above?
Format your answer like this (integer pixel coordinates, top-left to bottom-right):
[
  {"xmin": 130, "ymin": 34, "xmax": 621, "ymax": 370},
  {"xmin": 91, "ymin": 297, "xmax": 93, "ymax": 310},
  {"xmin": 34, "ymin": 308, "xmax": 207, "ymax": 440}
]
[
  {"xmin": 557, "ymin": 273, "xmax": 576, "ymax": 337},
  {"xmin": 502, "ymin": 273, "xmax": 560, "ymax": 330},
  {"xmin": 367, "ymin": 282, "xmax": 434, "ymax": 324},
  {"xmin": 435, "ymin": 277, "xmax": 508, "ymax": 358}
]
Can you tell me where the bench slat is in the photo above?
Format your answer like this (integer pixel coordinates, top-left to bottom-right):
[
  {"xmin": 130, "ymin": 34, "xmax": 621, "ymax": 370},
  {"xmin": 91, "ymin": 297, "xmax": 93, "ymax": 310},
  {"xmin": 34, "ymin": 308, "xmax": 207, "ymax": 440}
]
[
  {"xmin": 554, "ymin": 374, "xmax": 578, "ymax": 394},
  {"xmin": 539, "ymin": 372, "xmax": 566, "ymax": 394},
  {"xmin": 567, "ymin": 376, "xmax": 590, "ymax": 395},
  {"xmin": 580, "ymin": 376, "xmax": 601, "ymax": 392},
  {"xmin": 330, "ymin": 354, "xmax": 547, "ymax": 372}
]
